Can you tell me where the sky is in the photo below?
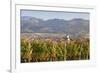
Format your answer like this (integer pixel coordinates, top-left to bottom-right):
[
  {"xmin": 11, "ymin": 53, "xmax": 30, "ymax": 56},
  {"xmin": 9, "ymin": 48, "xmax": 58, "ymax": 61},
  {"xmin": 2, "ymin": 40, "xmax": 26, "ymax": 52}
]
[{"xmin": 21, "ymin": 9, "xmax": 89, "ymax": 20}]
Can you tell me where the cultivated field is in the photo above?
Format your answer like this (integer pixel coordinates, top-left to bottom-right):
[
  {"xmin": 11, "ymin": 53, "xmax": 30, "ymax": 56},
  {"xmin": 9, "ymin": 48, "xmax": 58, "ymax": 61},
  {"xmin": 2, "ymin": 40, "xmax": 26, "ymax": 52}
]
[{"xmin": 21, "ymin": 33, "xmax": 89, "ymax": 63}]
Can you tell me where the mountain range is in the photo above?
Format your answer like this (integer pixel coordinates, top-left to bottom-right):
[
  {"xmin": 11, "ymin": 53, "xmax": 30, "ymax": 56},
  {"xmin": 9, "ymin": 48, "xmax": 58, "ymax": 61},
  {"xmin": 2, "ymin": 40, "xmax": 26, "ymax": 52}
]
[{"xmin": 21, "ymin": 16, "xmax": 89, "ymax": 37}]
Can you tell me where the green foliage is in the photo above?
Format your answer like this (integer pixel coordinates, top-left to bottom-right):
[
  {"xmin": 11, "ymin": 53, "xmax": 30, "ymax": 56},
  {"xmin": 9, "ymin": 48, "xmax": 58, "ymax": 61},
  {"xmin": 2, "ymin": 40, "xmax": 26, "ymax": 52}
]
[{"xmin": 21, "ymin": 38, "xmax": 89, "ymax": 63}]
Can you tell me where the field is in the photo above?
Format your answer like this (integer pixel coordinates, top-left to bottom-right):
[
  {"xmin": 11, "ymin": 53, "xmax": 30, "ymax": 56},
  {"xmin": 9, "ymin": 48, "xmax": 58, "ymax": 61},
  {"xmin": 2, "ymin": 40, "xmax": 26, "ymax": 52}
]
[{"xmin": 21, "ymin": 33, "xmax": 90, "ymax": 63}]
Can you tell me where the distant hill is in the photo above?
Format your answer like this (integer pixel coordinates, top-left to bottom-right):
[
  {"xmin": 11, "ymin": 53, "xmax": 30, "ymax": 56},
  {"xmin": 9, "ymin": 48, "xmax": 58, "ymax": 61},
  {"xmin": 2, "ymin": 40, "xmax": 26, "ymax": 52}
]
[{"xmin": 21, "ymin": 16, "xmax": 89, "ymax": 37}]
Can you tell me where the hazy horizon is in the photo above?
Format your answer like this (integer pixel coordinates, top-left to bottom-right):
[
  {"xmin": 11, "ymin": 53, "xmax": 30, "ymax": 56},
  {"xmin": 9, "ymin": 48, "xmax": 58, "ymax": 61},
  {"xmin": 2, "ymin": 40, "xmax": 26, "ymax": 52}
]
[{"xmin": 21, "ymin": 9, "xmax": 89, "ymax": 20}]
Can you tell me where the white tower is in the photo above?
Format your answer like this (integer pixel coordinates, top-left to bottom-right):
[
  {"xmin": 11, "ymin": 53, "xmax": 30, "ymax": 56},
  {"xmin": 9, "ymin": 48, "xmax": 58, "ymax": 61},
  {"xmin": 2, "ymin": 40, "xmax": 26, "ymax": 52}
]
[{"xmin": 67, "ymin": 35, "xmax": 70, "ymax": 43}]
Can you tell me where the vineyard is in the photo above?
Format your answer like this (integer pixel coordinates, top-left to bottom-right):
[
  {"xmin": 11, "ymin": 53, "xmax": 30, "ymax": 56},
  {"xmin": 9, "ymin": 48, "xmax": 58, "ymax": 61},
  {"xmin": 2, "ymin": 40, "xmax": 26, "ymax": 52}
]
[{"xmin": 21, "ymin": 37, "xmax": 89, "ymax": 63}]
